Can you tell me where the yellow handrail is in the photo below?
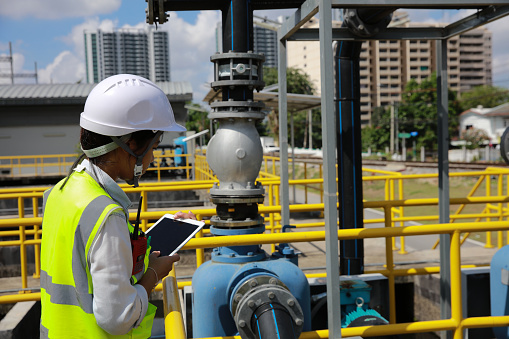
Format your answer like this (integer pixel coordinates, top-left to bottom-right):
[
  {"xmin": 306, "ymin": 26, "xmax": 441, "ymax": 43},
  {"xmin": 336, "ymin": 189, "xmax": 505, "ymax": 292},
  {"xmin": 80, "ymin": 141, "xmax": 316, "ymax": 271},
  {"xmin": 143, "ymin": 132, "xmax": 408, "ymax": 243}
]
[{"xmin": 163, "ymin": 269, "xmax": 186, "ymax": 339}]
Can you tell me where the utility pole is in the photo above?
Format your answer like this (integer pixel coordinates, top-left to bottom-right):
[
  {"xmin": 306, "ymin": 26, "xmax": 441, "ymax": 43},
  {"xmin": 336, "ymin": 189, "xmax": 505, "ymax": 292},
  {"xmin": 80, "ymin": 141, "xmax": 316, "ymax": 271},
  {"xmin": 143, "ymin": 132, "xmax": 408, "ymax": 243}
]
[{"xmin": 0, "ymin": 42, "xmax": 38, "ymax": 84}]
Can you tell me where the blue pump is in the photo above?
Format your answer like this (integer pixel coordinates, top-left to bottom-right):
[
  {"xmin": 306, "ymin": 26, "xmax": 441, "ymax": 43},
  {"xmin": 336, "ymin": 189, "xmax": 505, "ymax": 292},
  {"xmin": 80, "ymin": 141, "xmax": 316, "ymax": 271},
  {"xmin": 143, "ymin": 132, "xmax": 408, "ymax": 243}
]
[{"xmin": 191, "ymin": 225, "xmax": 311, "ymax": 338}]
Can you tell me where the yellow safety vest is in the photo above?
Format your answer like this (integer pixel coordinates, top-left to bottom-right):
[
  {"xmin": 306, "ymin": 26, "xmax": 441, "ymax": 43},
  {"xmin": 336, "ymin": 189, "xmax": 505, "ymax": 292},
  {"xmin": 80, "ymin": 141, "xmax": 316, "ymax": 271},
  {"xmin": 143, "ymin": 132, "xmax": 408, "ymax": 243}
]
[{"xmin": 40, "ymin": 170, "xmax": 155, "ymax": 338}]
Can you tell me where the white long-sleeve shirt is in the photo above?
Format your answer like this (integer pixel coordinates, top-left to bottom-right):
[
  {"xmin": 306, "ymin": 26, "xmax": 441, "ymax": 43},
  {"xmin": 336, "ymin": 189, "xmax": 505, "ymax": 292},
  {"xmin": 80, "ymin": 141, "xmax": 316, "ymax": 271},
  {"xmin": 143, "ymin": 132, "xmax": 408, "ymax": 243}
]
[{"xmin": 75, "ymin": 159, "xmax": 149, "ymax": 335}]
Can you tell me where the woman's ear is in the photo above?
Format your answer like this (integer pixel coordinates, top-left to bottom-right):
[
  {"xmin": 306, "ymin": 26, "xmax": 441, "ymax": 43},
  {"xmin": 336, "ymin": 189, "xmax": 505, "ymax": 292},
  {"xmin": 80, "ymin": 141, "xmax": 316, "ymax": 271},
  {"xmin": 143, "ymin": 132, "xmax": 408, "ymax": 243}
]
[{"xmin": 126, "ymin": 138, "xmax": 138, "ymax": 152}]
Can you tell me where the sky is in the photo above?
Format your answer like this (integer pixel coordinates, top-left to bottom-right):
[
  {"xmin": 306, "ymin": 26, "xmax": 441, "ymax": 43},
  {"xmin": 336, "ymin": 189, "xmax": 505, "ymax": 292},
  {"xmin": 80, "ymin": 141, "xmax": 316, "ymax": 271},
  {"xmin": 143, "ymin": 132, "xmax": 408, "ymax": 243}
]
[{"xmin": 1, "ymin": 1, "xmax": 509, "ymax": 104}]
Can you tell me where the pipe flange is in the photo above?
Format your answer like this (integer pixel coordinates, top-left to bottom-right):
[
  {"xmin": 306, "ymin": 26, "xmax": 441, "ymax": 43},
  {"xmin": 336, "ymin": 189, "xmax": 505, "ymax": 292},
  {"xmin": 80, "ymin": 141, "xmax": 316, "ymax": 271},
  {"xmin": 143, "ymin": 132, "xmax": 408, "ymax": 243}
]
[
  {"xmin": 231, "ymin": 275, "xmax": 286, "ymax": 316},
  {"xmin": 232, "ymin": 278, "xmax": 304, "ymax": 339},
  {"xmin": 210, "ymin": 100, "xmax": 266, "ymax": 119},
  {"xmin": 210, "ymin": 215, "xmax": 264, "ymax": 228},
  {"xmin": 211, "ymin": 52, "xmax": 265, "ymax": 62},
  {"xmin": 209, "ymin": 112, "xmax": 266, "ymax": 120},
  {"xmin": 210, "ymin": 196, "xmax": 264, "ymax": 205},
  {"xmin": 211, "ymin": 100, "xmax": 265, "ymax": 109},
  {"xmin": 210, "ymin": 224, "xmax": 265, "ymax": 236},
  {"xmin": 211, "ymin": 80, "xmax": 265, "ymax": 90},
  {"xmin": 210, "ymin": 186, "xmax": 265, "ymax": 197}
]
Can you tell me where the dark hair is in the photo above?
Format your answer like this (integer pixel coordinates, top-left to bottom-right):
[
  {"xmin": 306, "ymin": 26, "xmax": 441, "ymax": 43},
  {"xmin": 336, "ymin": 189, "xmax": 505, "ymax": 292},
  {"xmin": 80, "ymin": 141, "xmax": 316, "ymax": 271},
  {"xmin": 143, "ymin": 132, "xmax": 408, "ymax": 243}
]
[{"xmin": 60, "ymin": 128, "xmax": 159, "ymax": 190}]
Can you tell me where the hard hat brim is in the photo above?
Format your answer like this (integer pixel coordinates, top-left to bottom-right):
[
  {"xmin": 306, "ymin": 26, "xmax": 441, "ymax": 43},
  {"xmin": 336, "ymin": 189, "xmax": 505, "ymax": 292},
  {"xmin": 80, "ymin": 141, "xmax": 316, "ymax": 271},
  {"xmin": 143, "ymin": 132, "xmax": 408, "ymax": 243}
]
[{"xmin": 80, "ymin": 113, "xmax": 187, "ymax": 136}]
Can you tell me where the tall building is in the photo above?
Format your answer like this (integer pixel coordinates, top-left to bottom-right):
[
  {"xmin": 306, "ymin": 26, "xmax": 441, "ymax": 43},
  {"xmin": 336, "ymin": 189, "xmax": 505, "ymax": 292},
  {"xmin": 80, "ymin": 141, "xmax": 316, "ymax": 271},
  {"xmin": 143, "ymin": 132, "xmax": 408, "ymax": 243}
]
[
  {"xmin": 253, "ymin": 26, "xmax": 278, "ymax": 69},
  {"xmin": 287, "ymin": 16, "xmax": 493, "ymax": 126},
  {"xmin": 84, "ymin": 27, "xmax": 170, "ymax": 84},
  {"xmin": 215, "ymin": 22, "xmax": 278, "ymax": 69}
]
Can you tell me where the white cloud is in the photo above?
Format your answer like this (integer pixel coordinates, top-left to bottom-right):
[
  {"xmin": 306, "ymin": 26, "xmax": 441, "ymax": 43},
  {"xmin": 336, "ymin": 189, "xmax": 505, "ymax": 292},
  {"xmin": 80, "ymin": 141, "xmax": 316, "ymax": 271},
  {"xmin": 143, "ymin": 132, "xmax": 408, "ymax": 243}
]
[
  {"xmin": 38, "ymin": 51, "xmax": 85, "ymax": 84},
  {"xmin": 165, "ymin": 10, "xmax": 221, "ymax": 102},
  {"xmin": 0, "ymin": 0, "xmax": 121, "ymax": 20},
  {"xmin": 60, "ymin": 18, "xmax": 118, "ymax": 58},
  {"xmin": 25, "ymin": 11, "xmax": 221, "ymax": 102}
]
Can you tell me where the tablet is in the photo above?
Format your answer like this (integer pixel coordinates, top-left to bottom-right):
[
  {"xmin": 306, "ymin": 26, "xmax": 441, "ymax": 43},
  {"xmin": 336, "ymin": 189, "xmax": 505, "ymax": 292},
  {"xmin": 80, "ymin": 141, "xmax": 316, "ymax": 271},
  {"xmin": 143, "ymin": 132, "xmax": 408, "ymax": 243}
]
[{"xmin": 145, "ymin": 214, "xmax": 205, "ymax": 256}]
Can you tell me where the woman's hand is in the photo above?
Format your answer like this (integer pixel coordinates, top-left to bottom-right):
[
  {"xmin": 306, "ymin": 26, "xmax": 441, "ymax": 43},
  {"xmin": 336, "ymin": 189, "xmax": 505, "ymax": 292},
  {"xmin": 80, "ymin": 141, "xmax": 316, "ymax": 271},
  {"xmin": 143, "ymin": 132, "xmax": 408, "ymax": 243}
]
[
  {"xmin": 174, "ymin": 210, "xmax": 197, "ymax": 220},
  {"xmin": 139, "ymin": 251, "xmax": 180, "ymax": 295},
  {"xmin": 148, "ymin": 251, "xmax": 180, "ymax": 280}
]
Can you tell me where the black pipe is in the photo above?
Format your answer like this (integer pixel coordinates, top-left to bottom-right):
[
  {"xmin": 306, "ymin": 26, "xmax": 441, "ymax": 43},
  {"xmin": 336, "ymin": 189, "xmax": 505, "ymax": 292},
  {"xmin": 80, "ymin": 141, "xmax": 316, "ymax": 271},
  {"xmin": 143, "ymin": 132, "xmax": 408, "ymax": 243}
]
[
  {"xmin": 221, "ymin": 0, "xmax": 254, "ymax": 103},
  {"xmin": 251, "ymin": 302, "xmax": 297, "ymax": 339},
  {"xmin": 335, "ymin": 9, "xmax": 395, "ymax": 276},
  {"xmin": 335, "ymin": 38, "xmax": 364, "ymax": 276}
]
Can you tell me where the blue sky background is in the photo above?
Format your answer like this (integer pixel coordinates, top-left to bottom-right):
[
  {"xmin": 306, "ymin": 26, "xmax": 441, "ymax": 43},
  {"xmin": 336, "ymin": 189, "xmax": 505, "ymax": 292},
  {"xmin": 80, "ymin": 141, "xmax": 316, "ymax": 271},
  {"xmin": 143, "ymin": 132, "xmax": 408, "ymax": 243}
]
[{"xmin": 1, "ymin": 1, "xmax": 508, "ymax": 104}]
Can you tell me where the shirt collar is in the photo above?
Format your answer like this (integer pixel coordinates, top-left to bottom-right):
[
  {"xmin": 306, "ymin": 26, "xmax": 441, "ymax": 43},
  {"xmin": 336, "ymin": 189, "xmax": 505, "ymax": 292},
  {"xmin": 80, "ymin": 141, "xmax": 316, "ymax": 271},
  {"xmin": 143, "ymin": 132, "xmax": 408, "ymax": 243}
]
[{"xmin": 75, "ymin": 159, "xmax": 132, "ymax": 211}]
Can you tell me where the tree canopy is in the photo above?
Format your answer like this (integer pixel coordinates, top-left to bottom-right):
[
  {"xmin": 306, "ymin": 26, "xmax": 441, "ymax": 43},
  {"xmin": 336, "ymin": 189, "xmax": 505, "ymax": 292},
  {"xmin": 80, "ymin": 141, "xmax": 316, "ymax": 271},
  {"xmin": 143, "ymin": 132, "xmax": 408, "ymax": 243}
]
[
  {"xmin": 262, "ymin": 67, "xmax": 321, "ymax": 148},
  {"xmin": 185, "ymin": 103, "xmax": 211, "ymax": 143},
  {"xmin": 264, "ymin": 67, "xmax": 315, "ymax": 95},
  {"xmin": 362, "ymin": 73, "xmax": 462, "ymax": 154},
  {"xmin": 459, "ymin": 85, "xmax": 509, "ymax": 110}
]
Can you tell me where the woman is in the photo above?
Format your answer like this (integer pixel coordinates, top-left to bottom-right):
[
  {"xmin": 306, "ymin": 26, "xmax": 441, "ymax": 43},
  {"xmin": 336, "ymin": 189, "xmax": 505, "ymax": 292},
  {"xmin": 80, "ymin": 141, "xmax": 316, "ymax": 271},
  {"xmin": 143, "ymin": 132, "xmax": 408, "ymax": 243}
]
[{"xmin": 40, "ymin": 74, "xmax": 195, "ymax": 338}]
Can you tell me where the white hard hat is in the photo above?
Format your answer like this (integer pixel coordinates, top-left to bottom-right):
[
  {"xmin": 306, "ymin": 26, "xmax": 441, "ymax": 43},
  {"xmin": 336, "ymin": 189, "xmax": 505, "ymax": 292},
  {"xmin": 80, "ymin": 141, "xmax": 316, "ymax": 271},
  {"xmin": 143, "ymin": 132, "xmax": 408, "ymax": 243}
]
[{"xmin": 80, "ymin": 74, "xmax": 186, "ymax": 136}]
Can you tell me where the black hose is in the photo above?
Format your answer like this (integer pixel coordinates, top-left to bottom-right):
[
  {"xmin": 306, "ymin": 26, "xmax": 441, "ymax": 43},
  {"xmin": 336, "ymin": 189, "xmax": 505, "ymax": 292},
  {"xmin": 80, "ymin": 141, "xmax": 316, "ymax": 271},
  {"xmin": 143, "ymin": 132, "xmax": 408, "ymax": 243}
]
[{"xmin": 251, "ymin": 302, "xmax": 297, "ymax": 339}]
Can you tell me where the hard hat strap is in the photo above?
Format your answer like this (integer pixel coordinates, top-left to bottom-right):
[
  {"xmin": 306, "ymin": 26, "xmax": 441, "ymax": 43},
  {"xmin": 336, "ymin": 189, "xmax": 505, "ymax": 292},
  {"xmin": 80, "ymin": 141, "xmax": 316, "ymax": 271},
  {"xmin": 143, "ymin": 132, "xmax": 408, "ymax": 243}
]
[
  {"xmin": 111, "ymin": 131, "xmax": 164, "ymax": 187},
  {"xmin": 81, "ymin": 134, "xmax": 131, "ymax": 158}
]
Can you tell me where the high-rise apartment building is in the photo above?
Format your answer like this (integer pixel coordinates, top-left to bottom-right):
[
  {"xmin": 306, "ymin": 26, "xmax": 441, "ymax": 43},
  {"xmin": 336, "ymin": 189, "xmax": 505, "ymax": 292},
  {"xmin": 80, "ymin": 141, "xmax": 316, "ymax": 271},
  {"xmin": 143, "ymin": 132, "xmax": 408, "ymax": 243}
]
[
  {"xmin": 288, "ymin": 16, "xmax": 492, "ymax": 126},
  {"xmin": 215, "ymin": 23, "xmax": 278, "ymax": 69},
  {"xmin": 84, "ymin": 27, "xmax": 170, "ymax": 84},
  {"xmin": 253, "ymin": 26, "xmax": 278, "ymax": 69}
]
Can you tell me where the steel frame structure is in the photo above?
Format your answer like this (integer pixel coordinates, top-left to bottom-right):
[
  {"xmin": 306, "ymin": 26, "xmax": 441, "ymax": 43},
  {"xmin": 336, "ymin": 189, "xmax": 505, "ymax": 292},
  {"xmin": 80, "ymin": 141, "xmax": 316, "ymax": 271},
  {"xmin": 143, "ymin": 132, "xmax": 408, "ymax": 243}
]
[{"xmin": 276, "ymin": 2, "xmax": 509, "ymax": 338}]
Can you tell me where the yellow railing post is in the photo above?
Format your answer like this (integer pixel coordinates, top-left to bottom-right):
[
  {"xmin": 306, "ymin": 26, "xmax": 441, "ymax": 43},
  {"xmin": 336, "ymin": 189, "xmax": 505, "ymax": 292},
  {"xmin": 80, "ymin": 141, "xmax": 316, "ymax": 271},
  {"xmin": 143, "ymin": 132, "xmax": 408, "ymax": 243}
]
[
  {"xmin": 162, "ymin": 269, "xmax": 186, "ymax": 339},
  {"xmin": 397, "ymin": 176, "xmax": 407, "ymax": 255},
  {"xmin": 32, "ymin": 196, "xmax": 41, "ymax": 279},
  {"xmin": 507, "ymin": 172, "xmax": 509, "ymax": 246},
  {"xmin": 18, "ymin": 197, "xmax": 28, "ymax": 290},
  {"xmin": 485, "ymin": 174, "xmax": 494, "ymax": 248},
  {"xmin": 389, "ymin": 178, "xmax": 398, "ymax": 251},
  {"xmin": 451, "ymin": 231, "xmax": 464, "ymax": 339},
  {"xmin": 304, "ymin": 162, "xmax": 308, "ymax": 204},
  {"xmin": 498, "ymin": 174, "xmax": 504, "ymax": 249},
  {"xmin": 319, "ymin": 163, "xmax": 324, "ymax": 218},
  {"xmin": 268, "ymin": 183, "xmax": 276, "ymax": 253},
  {"xmin": 384, "ymin": 205, "xmax": 397, "ymax": 324},
  {"xmin": 195, "ymin": 213, "xmax": 205, "ymax": 267}
]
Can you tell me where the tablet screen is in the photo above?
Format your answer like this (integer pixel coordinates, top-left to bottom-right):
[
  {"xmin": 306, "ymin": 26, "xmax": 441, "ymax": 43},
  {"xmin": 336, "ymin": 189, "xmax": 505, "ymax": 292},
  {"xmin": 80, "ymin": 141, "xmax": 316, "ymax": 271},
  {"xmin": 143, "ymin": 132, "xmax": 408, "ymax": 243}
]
[{"xmin": 146, "ymin": 216, "xmax": 204, "ymax": 256}]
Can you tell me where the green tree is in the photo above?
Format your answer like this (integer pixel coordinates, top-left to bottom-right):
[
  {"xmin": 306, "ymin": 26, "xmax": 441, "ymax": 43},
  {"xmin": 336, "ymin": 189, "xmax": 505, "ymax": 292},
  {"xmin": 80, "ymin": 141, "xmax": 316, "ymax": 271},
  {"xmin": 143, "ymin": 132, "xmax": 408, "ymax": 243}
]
[
  {"xmin": 364, "ymin": 106, "xmax": 391, "ymax": 152},
  {"xmin": 396, "ymin": 73, "xmax": 461, "ymax": 151},
  {"xmin": 460, "ymin": 85, "xmax": 509, "ymax": 110},
  {"xmin": 185, "ymin": 102, "xmax": 211, "ymax": 143},
  {"xmin": 264, "ymin": 67, "xmax": 315, "ymax": 95},
  {"xmin": 262, "ymin": 67, "xmax": 320, "ymax": 148}
]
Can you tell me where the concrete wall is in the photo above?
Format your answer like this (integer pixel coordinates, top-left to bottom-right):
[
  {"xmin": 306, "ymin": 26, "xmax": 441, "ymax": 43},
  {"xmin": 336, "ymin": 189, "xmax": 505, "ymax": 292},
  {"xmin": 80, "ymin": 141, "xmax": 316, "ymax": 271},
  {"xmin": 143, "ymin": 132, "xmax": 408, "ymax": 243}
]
[
  {"xmin": 0, "ymin": 100, "xmax": 188, "ymax": 158},
  {"xmin": 0, "ymin": 125, "xmax": 81, "ymax": 157}
]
